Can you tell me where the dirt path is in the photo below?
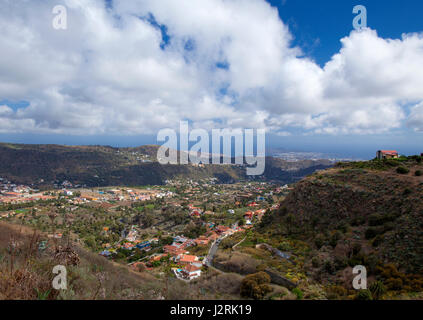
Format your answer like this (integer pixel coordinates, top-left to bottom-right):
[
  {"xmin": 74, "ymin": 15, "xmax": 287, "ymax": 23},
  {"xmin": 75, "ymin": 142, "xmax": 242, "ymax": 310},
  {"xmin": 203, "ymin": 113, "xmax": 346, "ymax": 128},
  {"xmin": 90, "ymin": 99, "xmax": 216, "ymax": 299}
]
[{"xmin": 232, "ymin": 236, "xmax": 247, "ymax": 251}]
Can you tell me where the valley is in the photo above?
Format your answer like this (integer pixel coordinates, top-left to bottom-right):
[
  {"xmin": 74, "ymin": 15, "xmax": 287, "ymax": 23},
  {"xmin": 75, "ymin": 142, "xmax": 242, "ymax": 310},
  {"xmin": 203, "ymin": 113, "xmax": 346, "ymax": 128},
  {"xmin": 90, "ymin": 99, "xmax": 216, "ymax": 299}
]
[{"xmin": 1, "ymin": 147, "xmax": 422, "ymax": 300}]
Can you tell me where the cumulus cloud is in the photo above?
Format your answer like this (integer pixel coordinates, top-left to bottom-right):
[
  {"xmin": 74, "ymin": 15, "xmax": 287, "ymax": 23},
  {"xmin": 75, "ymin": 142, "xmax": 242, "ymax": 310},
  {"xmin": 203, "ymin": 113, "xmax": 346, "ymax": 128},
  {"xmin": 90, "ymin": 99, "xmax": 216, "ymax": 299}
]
[
  {"xmin": 0, "ymin": 0, "xmax": 422, "ymax": 136},
  {"xmin": 407, "ymin": 102, "xmax": 423, "ymax": 132}
]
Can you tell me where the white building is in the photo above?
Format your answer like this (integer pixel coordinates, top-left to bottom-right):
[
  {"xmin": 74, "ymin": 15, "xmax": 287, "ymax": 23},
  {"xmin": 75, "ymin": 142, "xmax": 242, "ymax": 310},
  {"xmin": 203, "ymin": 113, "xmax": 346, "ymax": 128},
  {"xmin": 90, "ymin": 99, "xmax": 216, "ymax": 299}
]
[{"xmin": 181, "ymin": 264, "xmax": 202, "ymax": 280}]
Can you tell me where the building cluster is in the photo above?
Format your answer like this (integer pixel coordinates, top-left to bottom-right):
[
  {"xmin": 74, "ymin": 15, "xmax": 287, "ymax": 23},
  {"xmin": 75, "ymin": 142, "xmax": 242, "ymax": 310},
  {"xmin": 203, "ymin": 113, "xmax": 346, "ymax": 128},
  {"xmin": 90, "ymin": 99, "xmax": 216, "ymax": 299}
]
[
  {"xmin": 2, "ymin": 174, "xmax": 285, "ymax": 283},
  {"xmin": 0, "ymin": 178, "xmax": 55, "ymax": 204},
  {"xmin": 68, "ymin": 187, "xmax": 174, "ymax": 204}
]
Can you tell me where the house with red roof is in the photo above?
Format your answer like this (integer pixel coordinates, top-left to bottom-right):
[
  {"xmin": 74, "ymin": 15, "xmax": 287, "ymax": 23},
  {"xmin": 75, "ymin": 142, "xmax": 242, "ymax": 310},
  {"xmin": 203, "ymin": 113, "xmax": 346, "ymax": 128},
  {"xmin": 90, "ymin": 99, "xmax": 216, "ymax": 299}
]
[
  {"xmin": 194, "ymin": 236, "xmax": 209, "ymax": 246},
  {"xmin": 376, "ymin": 150, "xmax": 399, "ymax": 160},
  {"xmin": 181, "ymin": 264, "xmax": 202, "ymax": 280},
  {"xmin": 244, "ymin": 211, "xmax": 254, "ymax": 220},
  {"xmin": 176, "ymin": 254, "xmax": 199, "ymax": 265},
  {"xmin": 207, "ymin": 232, "xmax": 219, "ymax": 242},
  {"xmin": 163, "ymin": 245, "xmax": 187, "ymax": 256},
  {"xmin": 190, "ymin": 210, "xmax": 201, "ymax": 218},
  {"xmin": 215, "ymin": 225, "xmax": 230, "ymax": 234}
]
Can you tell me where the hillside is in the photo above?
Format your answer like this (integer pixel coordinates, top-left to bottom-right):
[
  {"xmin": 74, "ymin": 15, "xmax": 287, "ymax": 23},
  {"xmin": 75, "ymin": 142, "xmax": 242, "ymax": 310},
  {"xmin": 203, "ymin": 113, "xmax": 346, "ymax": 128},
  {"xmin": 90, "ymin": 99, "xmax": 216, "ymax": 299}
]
[
  {"xmin": 0, "ymin": 221, "xmax": 167, "ymax": 299},
  {"xmin": 0, "ymin": 221, "xmax": 245, "ymax": 300},
  {"xmin": 255, "ymin": 157, "xmax": 423, "ymax": 298},
  {"xmin": 0, "ymin": 143, "xmax": 332, "ymax": 187}
]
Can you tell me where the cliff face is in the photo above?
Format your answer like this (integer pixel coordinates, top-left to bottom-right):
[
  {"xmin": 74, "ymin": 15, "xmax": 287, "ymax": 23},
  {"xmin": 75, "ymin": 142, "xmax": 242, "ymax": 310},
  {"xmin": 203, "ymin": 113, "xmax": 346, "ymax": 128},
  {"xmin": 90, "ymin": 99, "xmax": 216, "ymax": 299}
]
[{"xmin": 267, "ymin": 160, "xmax": 423, "ymax": 279}]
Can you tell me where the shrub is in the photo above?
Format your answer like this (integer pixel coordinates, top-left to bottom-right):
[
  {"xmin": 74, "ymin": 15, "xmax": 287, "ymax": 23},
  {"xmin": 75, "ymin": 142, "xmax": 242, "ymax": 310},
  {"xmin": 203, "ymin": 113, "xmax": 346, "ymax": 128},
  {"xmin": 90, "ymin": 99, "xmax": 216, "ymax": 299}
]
[
  {"xmin": 333, "ymin": 257, "xmax": 347, "ymax": 270},
  {"xmin": 386, "ymin": 278, "xmax": 403, "ymax": 291},
  {"xmin": 292, "ymin": 288, "xmax": 303, "ymax": 300},
  {"xmin": 326, "ymin": 285, "xmax": 347, "ymax": 300},
  {"xmin": 415, "ymin": 170, "xmax": 422, "ymax": 176},
  {"xmin": 314, "ymin": 234, "xmax": 325, "ymax": 249},
  {"xmin": 376, "ymin": 263, "xmax": 401, "ymax": 279},
  {"xmin": 311, "ymin": 257, "xmax": 320, "ymax": 268},
  {"xmin": 348, "ymin": 254, "xmax": 366, "ymax": 267},
  {"xmin": 382, "ymin": 222, "xmax": 395, "ymax": 233},
  {"xmin": 337, "ymin": 223, "xmax": 348, "ymax": 233},
  {"xmin": 372, "ymin": 235, "xmax": 384, "ymax": 247},
  {"xmin": 329, "ymin": 231, "xmax": 342, "ymax": 248},
  {"xmin": 396, "ymin": 167, "xmax": 410, "ymax": 174},
  {"xmin": 410, "ymin": 278, "xmax": 423, "ymax": 291},
  {"xmin": 323, "ymin": 260, "xmax": 336, "ymax": 274},
  {"xmin": 368, "ymin": 214, "xmax": 384, "ymax": 226},
  {"xmin": 355, "ymin": 289, "xmax": 373, "ymax": 300},
  {"xmin": 369, "ymin": 281, "xmax": 386, "ymax": 300},
  {"xmin": 352, "ymin": 243, "xmax": 362, "ymax": 255},
  {"xmin": 350, "ymin": 216, "xmax": 365, "ymax": 226},
  {"xmin": 365, "ymin": 227, "xmax": 379, "ymax": 239},
  {"xmin": 385, "ymin": 159, "xmax": 400, "ymax": 167},
  {"xmin": 368, "ymin": 212, "xmax": 398, "ymax": 228},
  {"xmin": 240, "ymin": 272, "xmax": 272, "ymax": 300}
]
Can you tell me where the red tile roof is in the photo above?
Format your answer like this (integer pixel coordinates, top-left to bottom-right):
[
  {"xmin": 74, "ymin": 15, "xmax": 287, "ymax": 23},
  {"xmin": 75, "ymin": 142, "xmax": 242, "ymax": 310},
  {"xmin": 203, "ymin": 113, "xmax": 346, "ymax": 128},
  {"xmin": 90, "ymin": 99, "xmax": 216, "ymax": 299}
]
[
  {"xmin": 184, "ymin": 264, "xmax": 201, "ymax": 273},
  {"xmin": 179, "ymin": 255, "xmax": 198, "ymax": 263},
  {"xmin": 380, "ymin": 150, "xmax": 398, "ymax": 155}
]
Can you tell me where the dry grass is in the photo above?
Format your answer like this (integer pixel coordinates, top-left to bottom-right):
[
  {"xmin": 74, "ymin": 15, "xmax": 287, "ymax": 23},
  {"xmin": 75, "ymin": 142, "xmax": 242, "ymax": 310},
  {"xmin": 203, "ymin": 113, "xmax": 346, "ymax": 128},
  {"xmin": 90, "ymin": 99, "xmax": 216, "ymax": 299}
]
[
  {"xmin": 0, "ymin": 221, "xmax": 166, "ymax": 300},
  {"xmin": 0, "ymin": 222, "xmax": 58, "ymax": 300}
]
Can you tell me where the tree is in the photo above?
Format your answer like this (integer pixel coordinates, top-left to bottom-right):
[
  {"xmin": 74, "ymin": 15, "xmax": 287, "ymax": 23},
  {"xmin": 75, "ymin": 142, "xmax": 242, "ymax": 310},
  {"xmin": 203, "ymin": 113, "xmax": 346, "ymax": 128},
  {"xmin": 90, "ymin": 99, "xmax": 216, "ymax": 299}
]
[{"xmin": 160, "ymin": 236, "xmax": 174, "ymax": 246}]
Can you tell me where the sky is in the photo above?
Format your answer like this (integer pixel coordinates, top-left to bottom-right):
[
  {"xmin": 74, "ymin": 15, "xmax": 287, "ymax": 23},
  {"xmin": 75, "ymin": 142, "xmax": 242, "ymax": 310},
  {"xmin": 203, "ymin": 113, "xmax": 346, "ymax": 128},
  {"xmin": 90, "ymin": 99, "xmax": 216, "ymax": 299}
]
[{"xmin": 1, "ymin": 0, "xmax": 423, "ymax": 159}]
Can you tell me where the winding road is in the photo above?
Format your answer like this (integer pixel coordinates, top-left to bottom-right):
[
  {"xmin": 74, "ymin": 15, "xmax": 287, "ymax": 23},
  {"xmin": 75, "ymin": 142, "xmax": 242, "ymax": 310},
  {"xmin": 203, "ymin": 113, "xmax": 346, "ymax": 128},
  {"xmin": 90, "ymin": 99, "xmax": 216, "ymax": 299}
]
[{"xmin": 205, "ymin": 235, "xmax": 227, "ymax": 267}]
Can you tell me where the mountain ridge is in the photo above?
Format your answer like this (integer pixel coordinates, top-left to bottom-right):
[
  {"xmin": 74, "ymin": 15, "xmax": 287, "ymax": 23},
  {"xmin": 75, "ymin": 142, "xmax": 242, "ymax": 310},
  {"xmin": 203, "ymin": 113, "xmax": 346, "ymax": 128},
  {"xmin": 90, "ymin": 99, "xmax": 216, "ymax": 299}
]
[{"xmin": 0, "ymin": 142, "xmax": 333, "ymax": 188}]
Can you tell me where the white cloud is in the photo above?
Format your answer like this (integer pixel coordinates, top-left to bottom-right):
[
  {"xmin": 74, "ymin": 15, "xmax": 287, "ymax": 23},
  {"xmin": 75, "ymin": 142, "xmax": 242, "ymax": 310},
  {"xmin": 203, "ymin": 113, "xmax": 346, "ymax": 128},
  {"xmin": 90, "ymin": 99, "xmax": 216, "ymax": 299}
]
[
  {"xmin": 407, "ymin": 102, "xmax": 423, "ymax": 132},
  {"xmin": 0, "ymin": 0, "xmax": 422, "ymax": 136}
]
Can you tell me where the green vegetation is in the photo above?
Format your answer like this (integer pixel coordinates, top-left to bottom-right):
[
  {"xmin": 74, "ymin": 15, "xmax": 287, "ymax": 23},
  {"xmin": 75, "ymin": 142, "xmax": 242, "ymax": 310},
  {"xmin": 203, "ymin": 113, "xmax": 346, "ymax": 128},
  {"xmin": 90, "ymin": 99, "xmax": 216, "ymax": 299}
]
[
  {"xmin": 355, "ymin": 290, "xmax": 373, "ymax": 300},
  {"xmin": 0, "ymin": 143, "xmax": 333, "ymax": 188},
  {"xmin": 292, "ymin": 288, "xmax": 304, "ymax": 300},
  {"xmin": 2, "ymin": 150, "xmax": 423, "ymax": 301},
  {"xmin": 369, "ymin": 281, "xmax": 386, "ymax": 300},
  {"xmin": 396, "ymin": 166, "xmax": 410, "ymax": 174},
  {"xmin": 254, "ymin": 156, "xmax": 423, "ymax": 300},
  {"xmin": 240, "ymin": 272, "xmax": 272, "ymax": 300}
]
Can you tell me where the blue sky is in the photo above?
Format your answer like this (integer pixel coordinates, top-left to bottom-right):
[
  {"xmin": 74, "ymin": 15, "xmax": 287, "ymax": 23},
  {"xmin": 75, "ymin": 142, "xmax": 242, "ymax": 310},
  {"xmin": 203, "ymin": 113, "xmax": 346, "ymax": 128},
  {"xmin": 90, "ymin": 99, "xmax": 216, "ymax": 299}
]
[
  {"xmin": 268, "ymin": 0, "xmax": 423, "ymax": 66},
  {"xmin": 1, "ymin": 0, "xmax": 423, "ymax": 159},
  {"xmin": 267, "ymin": 0, "xmax": 423, "ymax": 158}
]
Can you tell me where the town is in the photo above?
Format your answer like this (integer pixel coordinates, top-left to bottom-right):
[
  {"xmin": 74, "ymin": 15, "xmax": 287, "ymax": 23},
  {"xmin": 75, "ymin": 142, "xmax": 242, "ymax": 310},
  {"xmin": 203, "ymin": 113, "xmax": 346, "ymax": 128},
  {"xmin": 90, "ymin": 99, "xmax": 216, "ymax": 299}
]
[{"xmin": 0, "ymin": 176, "xmax": 290, "ymax": 282}]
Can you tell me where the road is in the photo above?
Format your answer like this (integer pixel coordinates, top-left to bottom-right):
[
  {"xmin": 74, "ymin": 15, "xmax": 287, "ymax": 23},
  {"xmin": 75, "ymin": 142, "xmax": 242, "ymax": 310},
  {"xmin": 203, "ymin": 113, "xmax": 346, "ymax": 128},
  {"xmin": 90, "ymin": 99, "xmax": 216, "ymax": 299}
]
[{"xmin": 205, "ymin": 235, "xmax": 227, "ymax": 267}]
